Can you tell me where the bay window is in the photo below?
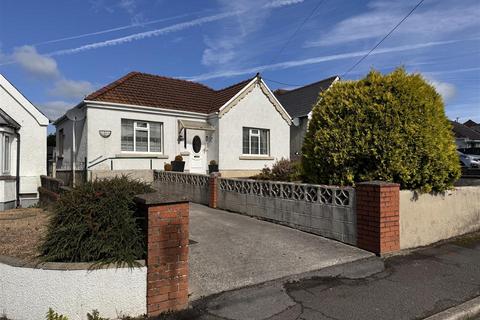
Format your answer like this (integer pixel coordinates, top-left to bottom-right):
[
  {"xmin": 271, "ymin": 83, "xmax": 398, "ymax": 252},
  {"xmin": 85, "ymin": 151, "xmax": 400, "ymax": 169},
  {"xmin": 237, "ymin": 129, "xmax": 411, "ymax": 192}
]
[
  {"xmin": 242, "ymin": 127, "xmax": 270, "ymax": 155},
  {"xmin": 121, "ymin": 119, "xmax": 163, "ymax": 153}
]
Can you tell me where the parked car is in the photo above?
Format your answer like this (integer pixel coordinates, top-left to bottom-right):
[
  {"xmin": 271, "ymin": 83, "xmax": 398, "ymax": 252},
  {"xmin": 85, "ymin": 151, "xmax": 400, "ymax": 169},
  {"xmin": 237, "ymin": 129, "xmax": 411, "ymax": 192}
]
[
  {"xmin": 458, "ymin": 147, "xmax": 480, "ymax": 156},
  {"xmin": 458, "ymin": 151, "xmax": 480, "ymax": 168}
]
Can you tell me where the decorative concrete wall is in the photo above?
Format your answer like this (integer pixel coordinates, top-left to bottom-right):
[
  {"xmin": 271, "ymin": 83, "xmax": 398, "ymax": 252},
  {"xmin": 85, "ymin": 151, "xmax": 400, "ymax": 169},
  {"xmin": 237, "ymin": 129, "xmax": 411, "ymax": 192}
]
[
  {"xmin": 0, "ymin": 257, "xmax": 146, "ymax": 320},
  {"xmin": 217, "ymin": 178, "xmax": 357, "ymax": 245},
  {"xmin": 153, "ymin": 171, "xmax": 209, "ymax": 205},
  {"xmin": 400, "ymin": 186, "xmax": 480, "ymax": 249}
]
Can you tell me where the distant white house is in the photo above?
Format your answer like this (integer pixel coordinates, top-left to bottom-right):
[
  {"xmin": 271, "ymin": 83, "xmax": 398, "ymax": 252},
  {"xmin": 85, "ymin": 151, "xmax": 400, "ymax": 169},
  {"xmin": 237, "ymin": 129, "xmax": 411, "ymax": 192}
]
[
  {"xmin": 54, "ymin": 72, "xmax": 291, "ymax": 179},
  {"xmin": 0, "ymin": 74, "xmax": 49, "ymax": 210}
]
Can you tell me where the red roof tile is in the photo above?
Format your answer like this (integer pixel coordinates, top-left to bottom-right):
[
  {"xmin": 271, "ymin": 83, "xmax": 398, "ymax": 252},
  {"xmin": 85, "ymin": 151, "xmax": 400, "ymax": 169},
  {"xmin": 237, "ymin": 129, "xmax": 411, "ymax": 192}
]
[{"xmin": 85, "ymin": 72, "xmax": 254, "ymax": 114}]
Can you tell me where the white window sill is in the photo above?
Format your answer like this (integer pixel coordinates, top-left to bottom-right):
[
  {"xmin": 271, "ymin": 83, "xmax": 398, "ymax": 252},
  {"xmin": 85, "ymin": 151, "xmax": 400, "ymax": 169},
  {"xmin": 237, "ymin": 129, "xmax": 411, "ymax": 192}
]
[
  {"xmin": 239, "ymin": 155, "xmax": 274, "ymax": 160},
  {"xmin": 116, "ymin": 153, "xmax": 169, "ymax": 159}
]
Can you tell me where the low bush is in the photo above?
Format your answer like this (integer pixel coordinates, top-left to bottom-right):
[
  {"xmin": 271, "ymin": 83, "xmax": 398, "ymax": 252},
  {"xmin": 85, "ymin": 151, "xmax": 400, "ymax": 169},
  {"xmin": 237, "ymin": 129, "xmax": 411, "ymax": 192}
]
[
  {"xmin": 40, "ymin": 176, "xmax": 153, "ymax": 266},
  {"xmin": 46, "ymin": 308, "xmax": 68, "ymax": 320},
  {"xmin": 253, "ymin": 158, "xmax": 302, "ymax": 182}
]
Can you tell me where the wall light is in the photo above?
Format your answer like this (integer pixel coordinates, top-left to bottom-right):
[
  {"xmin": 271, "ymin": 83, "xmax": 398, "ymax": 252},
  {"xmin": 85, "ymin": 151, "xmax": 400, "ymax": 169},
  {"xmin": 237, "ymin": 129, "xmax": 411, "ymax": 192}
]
[{"xmin": 99, "ymin": 130, "xmax": 112, "ymax": 138}]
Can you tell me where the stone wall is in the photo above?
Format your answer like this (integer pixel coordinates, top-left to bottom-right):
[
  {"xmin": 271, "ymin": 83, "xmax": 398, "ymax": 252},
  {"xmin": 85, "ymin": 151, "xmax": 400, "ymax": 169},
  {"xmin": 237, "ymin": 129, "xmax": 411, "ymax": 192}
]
[{"xmin": 400, "ymin": 186, "xmax": 480, "ymax": 249}]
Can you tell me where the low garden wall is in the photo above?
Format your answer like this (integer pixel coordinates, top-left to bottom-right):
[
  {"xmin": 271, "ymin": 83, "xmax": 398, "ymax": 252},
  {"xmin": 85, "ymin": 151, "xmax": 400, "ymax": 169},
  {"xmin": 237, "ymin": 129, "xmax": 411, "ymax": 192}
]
[
  {"xmin": 0, "ymin": 256, "xmax": 146, "ymax": 320},
  {"xmin": 151, "ymin": 172, "xmax": 480, "ymax": 256},
  {"xmin": 217, "ymin": 178, "xmax": 357, "ymax": 245},
  {"xmin": 400, "ymin": 186, "xmax": 480, "ymax": 249},
  {"xmin": 153, "ymin": 170, "xmax": 210, "ymax": 205},
  {"xmin": 153, "ymin": 171, "xmax": 356, "ymax": 245},
  {"xmin": 38, "ymin": 175, "xmax": 70, "ymax": 205}
]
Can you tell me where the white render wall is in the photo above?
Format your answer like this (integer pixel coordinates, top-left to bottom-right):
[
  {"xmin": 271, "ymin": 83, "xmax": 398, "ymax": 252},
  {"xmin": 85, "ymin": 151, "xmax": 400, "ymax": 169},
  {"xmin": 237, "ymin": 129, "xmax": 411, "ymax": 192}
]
[
  {"xmin": 0, "ymin": 76, "xmax": 48, "ymax": 202},
  {"xmin": 218, "ymin": 84, "xmax": 290, "ymax": 172},
  {"xmin": 85, "ymin": 105, "xmax": 212, "ymax": 172},
  {"xmin": 55, "ymin": 108, "xmax": 88, "ymax": 171},
  {"xmin": 0, "ymin": 262, "xmax": 146, "ymax": 320},
  {"xmin": 400, "ymin": 187, "xmax": 480, "ymax": 249}
]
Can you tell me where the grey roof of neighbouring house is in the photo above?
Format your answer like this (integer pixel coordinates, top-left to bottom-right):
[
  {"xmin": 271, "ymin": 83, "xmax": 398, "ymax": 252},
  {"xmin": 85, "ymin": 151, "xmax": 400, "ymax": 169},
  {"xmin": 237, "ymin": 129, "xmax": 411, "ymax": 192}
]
[
  {"xmin": 451, "ymin": 120, "xmax": 480, "ymax": 140},
  {"xmin": 274, "ymin": 76, "xmax": 338, "ymax": 118}
]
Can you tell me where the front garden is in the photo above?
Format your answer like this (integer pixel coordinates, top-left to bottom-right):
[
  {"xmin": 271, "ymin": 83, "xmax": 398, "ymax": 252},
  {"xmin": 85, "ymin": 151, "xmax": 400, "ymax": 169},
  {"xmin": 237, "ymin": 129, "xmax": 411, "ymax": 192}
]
[{"xmin": 0, "ymin": 207, "xmax": 49, "ymax": 261}]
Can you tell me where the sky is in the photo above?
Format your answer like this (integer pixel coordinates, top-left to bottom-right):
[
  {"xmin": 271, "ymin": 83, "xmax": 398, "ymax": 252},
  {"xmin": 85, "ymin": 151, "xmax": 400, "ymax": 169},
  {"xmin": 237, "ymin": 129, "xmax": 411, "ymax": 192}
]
[{"xmin": 0, "ymin": 0, "xmax": 479, "ymax": 133}]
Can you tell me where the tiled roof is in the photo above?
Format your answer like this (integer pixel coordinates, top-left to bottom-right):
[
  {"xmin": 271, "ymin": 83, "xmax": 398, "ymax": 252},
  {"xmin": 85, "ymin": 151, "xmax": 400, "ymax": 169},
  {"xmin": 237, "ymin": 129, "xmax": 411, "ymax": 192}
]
[
  {"xmin": 451, "ymin": 121, "xmax": 480, "ymax": 140},
  {"xmin": 274, "ymin": 76, "xmax": 338, "ymax": 118},
  {"xmin": 85, "ymin": 72, "xmax": 254, "ymax": 114}
]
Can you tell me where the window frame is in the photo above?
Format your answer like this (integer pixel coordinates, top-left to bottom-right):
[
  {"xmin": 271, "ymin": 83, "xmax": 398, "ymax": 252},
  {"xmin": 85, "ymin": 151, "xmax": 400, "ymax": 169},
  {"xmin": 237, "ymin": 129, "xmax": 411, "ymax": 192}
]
[
  {"xmin": 58, "ymin": 128, "xmax": 64, "ymax": 158},
  {"xmin": 242, "ymin": 127, "xmax": 270, "ymax": 156},
  {"xmin": 121, "ymin": 119, "xmax": 163, "ymax": 153},
  {"xmin": 3, "ymin": 135, "xmax": 10, "ymax": 174}
]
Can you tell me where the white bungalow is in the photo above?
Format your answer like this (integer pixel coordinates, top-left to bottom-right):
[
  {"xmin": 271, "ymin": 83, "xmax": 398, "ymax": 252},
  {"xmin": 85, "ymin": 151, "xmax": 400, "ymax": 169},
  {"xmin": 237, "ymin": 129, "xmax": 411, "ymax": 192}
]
[{"xmin": 54, "ymin": 72, "xmax": 291, "ymax": 179}]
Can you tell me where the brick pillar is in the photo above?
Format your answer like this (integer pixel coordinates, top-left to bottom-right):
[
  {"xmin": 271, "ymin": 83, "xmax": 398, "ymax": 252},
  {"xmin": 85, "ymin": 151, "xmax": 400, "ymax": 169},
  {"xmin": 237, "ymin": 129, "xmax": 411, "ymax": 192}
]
[
  {"xmin": 134, "ymin": 194, "xmax": 189, "ymax": 317},
  {"xmin": 209, "ymin": 172, "xmax": 221, "ymax": 208},
  {"xmin": 356, "ymin": 181, "xmax": 400, "ymax": 255}
]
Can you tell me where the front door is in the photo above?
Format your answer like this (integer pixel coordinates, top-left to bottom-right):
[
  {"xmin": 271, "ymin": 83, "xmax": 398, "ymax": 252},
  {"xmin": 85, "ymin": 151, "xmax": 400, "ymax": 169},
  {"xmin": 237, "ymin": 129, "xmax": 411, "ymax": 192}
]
[{"xmin": 187, "ymin": 132, "xmax": 206, "ymax": 174}]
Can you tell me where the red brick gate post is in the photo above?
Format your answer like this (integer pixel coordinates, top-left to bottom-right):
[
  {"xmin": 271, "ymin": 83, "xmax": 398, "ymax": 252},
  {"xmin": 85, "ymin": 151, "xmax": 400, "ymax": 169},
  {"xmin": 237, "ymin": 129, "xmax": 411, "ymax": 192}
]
[
  {"xmin": 134, "ymin": 193, "xmax": 189, "ymax": 317},
  {"xmin": 356, "ymin": 181, "xmax": 400, "ymax": 255},
  {"xmin": 209, "ymin": 172, "xmax": 221, "ymax": 208}
]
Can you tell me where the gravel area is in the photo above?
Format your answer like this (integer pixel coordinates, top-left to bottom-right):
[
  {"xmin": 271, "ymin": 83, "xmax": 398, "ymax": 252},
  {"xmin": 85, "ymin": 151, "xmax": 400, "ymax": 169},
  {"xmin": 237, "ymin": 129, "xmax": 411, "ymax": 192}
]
[{"xmin": 0, "ymin": 207, "xmax": 51, "ymax": 261}]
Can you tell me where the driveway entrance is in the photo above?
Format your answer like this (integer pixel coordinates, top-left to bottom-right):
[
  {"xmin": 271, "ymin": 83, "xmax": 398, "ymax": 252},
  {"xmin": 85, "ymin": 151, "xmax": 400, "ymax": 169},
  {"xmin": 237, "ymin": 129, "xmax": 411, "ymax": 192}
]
[{"xmin": 188, "ymin": 203, "xmax": 374, "ymax": 300}]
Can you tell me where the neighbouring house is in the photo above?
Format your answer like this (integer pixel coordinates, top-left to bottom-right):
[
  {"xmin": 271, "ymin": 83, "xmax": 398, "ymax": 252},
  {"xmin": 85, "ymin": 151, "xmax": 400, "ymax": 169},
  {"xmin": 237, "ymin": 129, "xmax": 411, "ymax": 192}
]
[
  {"xmin": 450, "ymin": 120, "xmax": 480, "ymax": 149},
  {"xmin": 463, "ymin": 119, "xmax": 480, "ymax": 133},
  {"xmin": 274, "ymin": 76, "xmax": 338, "ymax": 159},
  {"xmin": 0, "ymin": 74, "xmax": 49, "ymax": 210},
  {"xmin": 54, "ymin": 72, "xmax": 291, "ymax": 180}
]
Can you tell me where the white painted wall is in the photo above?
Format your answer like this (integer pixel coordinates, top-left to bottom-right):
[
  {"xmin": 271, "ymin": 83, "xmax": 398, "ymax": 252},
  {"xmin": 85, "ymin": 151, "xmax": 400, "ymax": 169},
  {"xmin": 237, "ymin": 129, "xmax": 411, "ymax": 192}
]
[
  {"xmin": 218, "ymin": 84, "xmax": 290, "ymax": 172},
  {"xmin": 0, "ymin": 262, "xmax": 146, "ymax": 320},
  {"xmin": 55, "ymin": 107, "xmax": 87, "ymax": 171},
  {"xmin": 85, "ymin": 105, "xmax": 212, "ymax": 172},
  {"xmin": 0, "ymin": 180, "xmax": 16, "ymax": 206},
  {"xmin": 0, "ymin": 75, "xmax": 48, "ymax": 204}
]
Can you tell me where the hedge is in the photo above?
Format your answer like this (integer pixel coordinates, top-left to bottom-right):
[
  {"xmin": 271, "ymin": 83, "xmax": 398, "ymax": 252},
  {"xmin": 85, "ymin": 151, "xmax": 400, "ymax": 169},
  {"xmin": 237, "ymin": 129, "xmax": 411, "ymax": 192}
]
[{"xmin": 302, "ymin": 68, "xmax": 460, "ymax": 192}]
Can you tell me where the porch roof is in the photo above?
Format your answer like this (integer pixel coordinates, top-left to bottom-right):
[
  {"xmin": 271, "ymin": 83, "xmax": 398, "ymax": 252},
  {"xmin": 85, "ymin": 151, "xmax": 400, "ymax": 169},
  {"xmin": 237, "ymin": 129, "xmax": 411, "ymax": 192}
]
[{"xmin": 178, "ymin": 119, "xmax": 215, "ymax": 132}]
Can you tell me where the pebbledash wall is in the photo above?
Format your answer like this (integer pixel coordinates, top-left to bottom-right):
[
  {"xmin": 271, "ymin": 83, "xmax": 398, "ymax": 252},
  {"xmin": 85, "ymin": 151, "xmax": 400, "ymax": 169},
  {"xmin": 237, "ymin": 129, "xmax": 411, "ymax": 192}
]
[
  {"xmin": 0, "ymin": 257, "xmax": 146, "ymax": 320},
  {"xmin": 154, "ymin": 171, "xmax": 480, "ymax": 254}
]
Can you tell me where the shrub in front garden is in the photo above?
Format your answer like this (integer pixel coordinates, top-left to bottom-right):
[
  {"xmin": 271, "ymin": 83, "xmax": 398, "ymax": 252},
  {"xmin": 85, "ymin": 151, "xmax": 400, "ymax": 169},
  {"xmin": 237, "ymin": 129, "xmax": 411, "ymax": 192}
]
[
  {"xmin": 253, "ymin": 158, "xmax": 302, "ymax": 182},
  {"xmin": 40, "ymin": 176, "xmax": 153, "ymax": 265},
  {"xmin": 302, "ymin": 68, "xmax": 460, "ymax": 192}
]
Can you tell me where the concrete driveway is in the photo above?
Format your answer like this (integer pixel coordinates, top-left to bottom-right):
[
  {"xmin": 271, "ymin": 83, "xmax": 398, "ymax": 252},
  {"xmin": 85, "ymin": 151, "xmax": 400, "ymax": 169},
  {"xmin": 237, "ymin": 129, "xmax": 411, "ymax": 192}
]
[{"xmin": 188, "ymin": 203, "xmax": 374, "ymax": 300}]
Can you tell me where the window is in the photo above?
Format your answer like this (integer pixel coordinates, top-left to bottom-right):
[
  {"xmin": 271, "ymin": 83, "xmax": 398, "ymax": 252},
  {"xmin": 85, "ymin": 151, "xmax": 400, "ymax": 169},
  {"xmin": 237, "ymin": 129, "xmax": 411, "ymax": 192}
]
[
  {"xmin": 192, "ymin": 136, "xmax": 201, "ymax": 153},
  {"xmin": 58, "ymin": 129, "xmax": 64, "ymax": 157},
  {"xmin": 242, "ymin": 127, "xmax": 269, "ymax": 155},
  {"xmin": 121, "ymin": 119, "xmax": 163, "ymax": 153},
  {"xmin": 3, "ymin": 135, "xmax": 10, "ymax": 173}
]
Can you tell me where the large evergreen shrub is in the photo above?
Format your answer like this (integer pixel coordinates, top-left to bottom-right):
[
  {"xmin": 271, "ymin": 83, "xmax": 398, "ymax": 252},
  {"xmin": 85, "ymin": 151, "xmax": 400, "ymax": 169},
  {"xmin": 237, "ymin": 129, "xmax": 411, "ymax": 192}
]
[
  {"xmin": 302, "ymin": 68, "xmax": 460, "ymax": 192},
  {"xmin": 40, "ymin": 176, "xmax": 153, "ymax": 265}
]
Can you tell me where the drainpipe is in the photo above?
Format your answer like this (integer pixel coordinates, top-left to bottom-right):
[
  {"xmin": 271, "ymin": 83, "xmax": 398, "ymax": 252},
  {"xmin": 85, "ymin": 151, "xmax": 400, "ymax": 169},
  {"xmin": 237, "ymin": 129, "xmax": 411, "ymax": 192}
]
[{"xmin": 15, "ymin": 130, "xmax": 20, "ymax": 208}]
